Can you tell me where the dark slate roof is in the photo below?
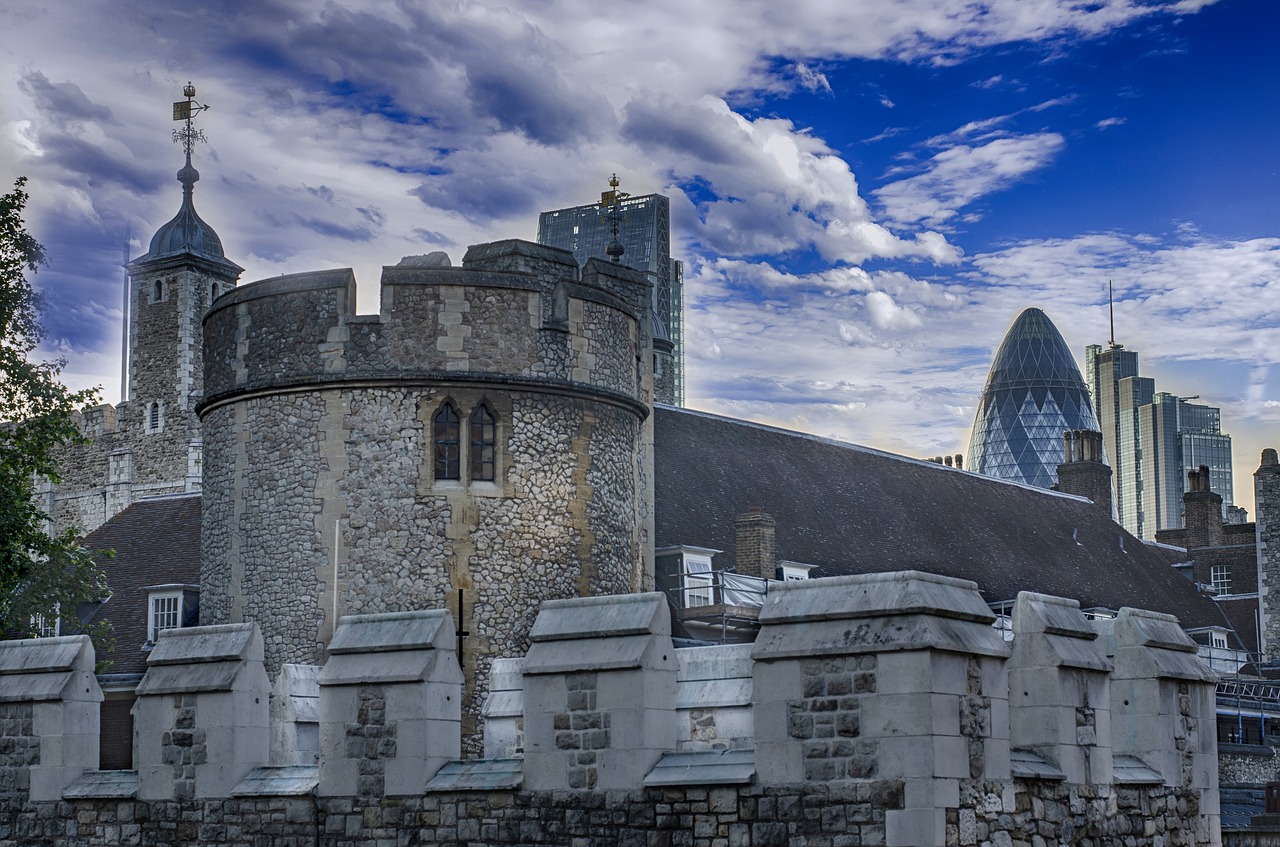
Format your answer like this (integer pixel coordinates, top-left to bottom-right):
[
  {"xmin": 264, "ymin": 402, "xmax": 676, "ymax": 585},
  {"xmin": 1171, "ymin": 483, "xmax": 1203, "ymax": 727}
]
[
  {"xmin": 654, "ymin": 406, "xmax": 1227, "ymax": 631},
  {"xmin": 81, "ymin": 494, "xmax": 202, "ymax": 676},
  {"xmin": 1218, "ymin": 596, "xmax": 1262, "ymax": 656},
  {"xmin": 132, "ymin": 163, "xmax": 242, "ymax": 274}
]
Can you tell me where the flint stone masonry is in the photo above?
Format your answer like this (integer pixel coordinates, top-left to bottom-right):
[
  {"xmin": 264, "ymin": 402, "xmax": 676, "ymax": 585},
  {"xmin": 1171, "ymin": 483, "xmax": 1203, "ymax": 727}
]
[
  {"xmin": 199, "ymin": 240, "xmax": 652, "ymax": 755},
  {"xmin": 0, "ymin": 574, "xmax": 1223, "ymax": 846},
  {"xmin": 132, "ymin": 622, "xmax": 269, "ymax": 801}
]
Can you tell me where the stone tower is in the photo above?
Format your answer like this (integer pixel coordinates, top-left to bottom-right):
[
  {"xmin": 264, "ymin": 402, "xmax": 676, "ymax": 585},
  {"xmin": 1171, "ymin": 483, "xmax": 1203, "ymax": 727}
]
[
  {"xmin": 199, "ymin": 240, "xmax": 655, "ymax": 746},
  {"xmin": 124, "ymin": 153, "xmax": 243, "ymax": 495},
  {"xmin": 46, "ymin": 124, "xmax": 241, "ymax": 533}
]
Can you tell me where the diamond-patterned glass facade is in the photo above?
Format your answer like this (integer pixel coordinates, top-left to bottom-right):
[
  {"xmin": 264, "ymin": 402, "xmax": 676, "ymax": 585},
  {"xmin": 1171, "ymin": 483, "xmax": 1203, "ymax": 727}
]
[{"xmin": 968, "ymin": 308, "xmax": 1100, "ymax": 489}]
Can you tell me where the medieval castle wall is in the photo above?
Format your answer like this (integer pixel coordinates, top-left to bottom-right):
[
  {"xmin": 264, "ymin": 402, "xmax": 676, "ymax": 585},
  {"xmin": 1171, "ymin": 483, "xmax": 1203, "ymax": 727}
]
[
  {"xmin": 46, "ymin": 256, "xmax": 236, "ymax": 535},
  {"xmin": 197, "ymin": 241, "xmax": 654, "ymax": 744},
  {"xmin": 0, "ymin": 571, "xmax": 1223, "ymax": 846}
]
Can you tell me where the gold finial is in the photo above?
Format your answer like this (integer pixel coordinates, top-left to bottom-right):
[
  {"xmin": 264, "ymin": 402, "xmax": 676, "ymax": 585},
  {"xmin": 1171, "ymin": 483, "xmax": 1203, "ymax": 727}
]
[{"xmin": 608, "ymin": 173, "xmax": 620, "ymax": 190}]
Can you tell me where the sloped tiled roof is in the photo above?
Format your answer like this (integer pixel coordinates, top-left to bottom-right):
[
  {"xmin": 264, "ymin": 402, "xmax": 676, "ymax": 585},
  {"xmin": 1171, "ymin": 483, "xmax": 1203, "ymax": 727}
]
[
  {"xmin": 81, "ymin": 494, "xmax": 202, "ymax": 676},
  {"xmin": 654, "ymin": 406, "xmax": 1226, "ymax": 631}
]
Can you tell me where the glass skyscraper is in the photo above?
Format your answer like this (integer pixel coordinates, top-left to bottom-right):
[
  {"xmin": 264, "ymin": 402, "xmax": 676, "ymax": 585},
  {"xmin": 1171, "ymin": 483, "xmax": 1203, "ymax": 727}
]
[
  {"xmin": 968, "ymin": 308, "xmax": 1101, "ymax": 489},
  {"xmin": 537, "ymin": 187, "xmax": 684, "ymax": 405},
  {"xmin": 1085, "ymin": 344, "xmax": 1234, "ymax": 539}
]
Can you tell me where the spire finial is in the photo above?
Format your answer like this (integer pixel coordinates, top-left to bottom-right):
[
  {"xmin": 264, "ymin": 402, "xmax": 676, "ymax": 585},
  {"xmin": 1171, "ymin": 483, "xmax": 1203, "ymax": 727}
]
[
  {"xmin": 600, "ymin": 173, "xmax": 629, "ymax": 263},
  {"xmin": 172, "ymin": 81, "xmax": 210, "ymax": 193}
]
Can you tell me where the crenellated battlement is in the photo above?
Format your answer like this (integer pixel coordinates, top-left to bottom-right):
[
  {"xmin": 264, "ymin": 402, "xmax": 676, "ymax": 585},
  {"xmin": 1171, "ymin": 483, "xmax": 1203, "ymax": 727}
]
[
  {"xmin": 0, "ymin": 571, "xmax": 1221, "ymax": 847},
  {"xmin": 201, "ymin": 240, "xmax": 650, "ymax": 415}
]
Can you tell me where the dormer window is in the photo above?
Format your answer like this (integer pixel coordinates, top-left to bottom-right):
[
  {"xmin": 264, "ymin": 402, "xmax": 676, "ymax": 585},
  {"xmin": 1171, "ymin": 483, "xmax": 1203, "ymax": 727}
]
[
  {"xmin": 29, "ymin": 606, "xmax": 60, "ymax": 638},
  {"xmin": 778, "ymin": 561, "xmax": 815, "ymax": 581},
  {"xmin": 145, "ymin": 585, "xmax": 198, "ymax": 644}
]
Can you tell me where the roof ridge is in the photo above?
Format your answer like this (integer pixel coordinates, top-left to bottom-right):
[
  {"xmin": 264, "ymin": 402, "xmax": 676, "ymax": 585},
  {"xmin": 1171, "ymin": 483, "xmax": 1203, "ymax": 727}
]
[{"xmin": 655, "ymin": 403, "xmax": 1091, "ymax": 504}]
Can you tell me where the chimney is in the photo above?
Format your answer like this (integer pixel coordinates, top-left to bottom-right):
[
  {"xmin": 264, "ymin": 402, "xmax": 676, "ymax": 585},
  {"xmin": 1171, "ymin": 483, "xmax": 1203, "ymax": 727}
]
[
  {"xmin": 1054, "ymin": 430, "xmax": 1113, "ymax": 520},
  {"xmin": 954, "ymin": 454, "xmax": 963, "ymax": 470},
  {"xmin": 1255, "ymin": 449, "xmax": 1280, "ymax": 662},
  {"xmin": 1182, "ymin": 464, "xmax": 1223, "ymax": 551},
  {"xmin": 735, "ymin": 508, "xmax": 777, "ymax": 580}
]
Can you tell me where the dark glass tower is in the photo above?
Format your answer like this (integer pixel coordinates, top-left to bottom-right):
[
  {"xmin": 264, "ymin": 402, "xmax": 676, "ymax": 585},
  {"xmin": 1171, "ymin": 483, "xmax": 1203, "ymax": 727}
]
[
  {"xmin": 968, "ymin": 308, "xmax": 1100, "ymax": 489},
  {"xmin": 537, "ymin": 185, "xmax": 683, "ymax": 405}
]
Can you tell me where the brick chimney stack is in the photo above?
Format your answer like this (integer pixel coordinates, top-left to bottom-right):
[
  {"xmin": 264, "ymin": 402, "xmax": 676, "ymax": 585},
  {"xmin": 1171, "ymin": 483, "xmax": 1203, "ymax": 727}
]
[
  {"xmin": 1182, "ymin": 464, "xmax": 1223, "ymax": 551},
  {"xmin": 735, "ymin": 507, "xmax": 777, "ymax": 580},
  {"xmin": 1054, "ymin": 429, "xmax": 1113, "ymax": 520},
  {"xmin": 1255, "ymin": 449, "xmax": 1280, "ymax": 662}
]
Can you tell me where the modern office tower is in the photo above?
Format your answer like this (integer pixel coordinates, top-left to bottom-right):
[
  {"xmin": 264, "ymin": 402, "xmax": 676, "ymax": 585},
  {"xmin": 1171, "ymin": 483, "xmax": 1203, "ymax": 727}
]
[
  {"xmin": 538, "ymin": 179, "xmax": 684, "ymax": 405},
  {"xmin": 1137, "ymin": 393, "xmax": 1235, "ymax": 535},
  {"xmin": 968, "ymin": 308, "xmax": 1101, "ymax": 489},
  {"xmin": 1086, "ymin": 344, "xmax": 1235, "ymax": 539}
]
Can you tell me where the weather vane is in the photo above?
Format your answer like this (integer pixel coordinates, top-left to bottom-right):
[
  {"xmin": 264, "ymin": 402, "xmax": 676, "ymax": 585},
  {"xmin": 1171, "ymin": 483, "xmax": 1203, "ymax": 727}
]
[
  {"xmin": 172, "ymin": 82, "xmax": 210, "ymax": 161},
  {"xmin": 600, "ymin": 173, "xmax": 629, "ymax": 262}
]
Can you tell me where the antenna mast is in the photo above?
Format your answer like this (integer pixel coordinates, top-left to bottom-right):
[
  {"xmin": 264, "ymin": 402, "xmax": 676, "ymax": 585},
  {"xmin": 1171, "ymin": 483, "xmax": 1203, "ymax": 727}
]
[{"xmin": 1107, "ymin": 279, "xmax": 1117, "ymax": 349}]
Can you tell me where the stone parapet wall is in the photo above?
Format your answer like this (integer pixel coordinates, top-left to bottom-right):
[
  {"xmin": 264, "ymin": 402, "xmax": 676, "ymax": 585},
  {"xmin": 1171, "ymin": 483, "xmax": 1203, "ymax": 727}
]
[{"xmin": 0, "ymin": 574, "xmax": 1223, "ymax": 846}]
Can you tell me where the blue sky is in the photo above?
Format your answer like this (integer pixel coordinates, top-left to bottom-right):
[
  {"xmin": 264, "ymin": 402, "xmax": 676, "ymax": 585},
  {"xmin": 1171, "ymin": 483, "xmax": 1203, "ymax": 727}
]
[{"xmin": 3, "ymin": 0, "xmax": 1277, "ymax": 513}]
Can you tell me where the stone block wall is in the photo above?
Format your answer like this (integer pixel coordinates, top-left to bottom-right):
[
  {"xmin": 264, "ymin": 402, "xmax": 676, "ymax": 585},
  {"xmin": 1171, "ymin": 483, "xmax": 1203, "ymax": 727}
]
[
  {"xmin": 198, "ymin": 240, "xmax": 653, "ymax": 751},
  {"xmin": 1257, "ymin": 450, "xmax": 1280, "ymax": 662},
  {"xmin": 0, "ymin": 574, "xmax": 1223, "ymax": 846},
  {"xmin": 46, "ymin": 254, "xmax": 237, "ymax": 536}
]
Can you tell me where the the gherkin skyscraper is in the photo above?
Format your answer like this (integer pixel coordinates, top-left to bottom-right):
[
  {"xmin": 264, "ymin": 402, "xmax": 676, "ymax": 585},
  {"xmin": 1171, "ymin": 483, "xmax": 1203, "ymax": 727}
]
[{"xmin": 967, "ymin": 308, "xmax": 1100, "ymax": 489}]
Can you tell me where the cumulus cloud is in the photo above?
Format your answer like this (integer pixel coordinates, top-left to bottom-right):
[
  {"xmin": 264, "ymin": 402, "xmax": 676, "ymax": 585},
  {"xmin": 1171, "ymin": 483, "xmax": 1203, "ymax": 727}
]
[{"xmin": 2, "ymin": 0, "xmax": 1246, "ymax": 482}]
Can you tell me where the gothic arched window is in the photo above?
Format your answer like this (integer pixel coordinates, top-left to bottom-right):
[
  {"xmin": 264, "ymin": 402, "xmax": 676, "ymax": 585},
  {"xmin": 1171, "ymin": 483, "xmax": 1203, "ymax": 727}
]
[
  {"xmin": 433, "ymin": 403, "xmax": 461, "ymax": 480},
  {"xmin": 470, "ymin": 405, "xmax": 496, "ymax": 482},
  {"xmin": 147, "ymin": 401, "xmax": 162, "ymax": 433}
]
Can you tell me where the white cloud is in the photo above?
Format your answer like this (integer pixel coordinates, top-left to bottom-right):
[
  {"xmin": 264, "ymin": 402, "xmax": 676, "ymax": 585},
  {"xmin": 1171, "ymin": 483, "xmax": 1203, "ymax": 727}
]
[{"xmin": 875, "ymin": 133, "xmax": 1066, "ymax": 226}]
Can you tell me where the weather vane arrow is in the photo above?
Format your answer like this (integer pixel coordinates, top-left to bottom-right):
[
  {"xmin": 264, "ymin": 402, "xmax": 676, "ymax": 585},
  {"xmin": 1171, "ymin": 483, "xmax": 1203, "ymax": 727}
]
[{"xmin": 172, "ymin": 81, "xmax": 210, "ymax": 161}]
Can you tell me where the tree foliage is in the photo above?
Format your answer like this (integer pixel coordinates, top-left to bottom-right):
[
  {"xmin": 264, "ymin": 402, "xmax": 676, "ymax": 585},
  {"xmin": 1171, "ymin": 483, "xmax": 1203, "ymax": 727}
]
[{"xmin": 0, "ymin": 177, "xmax": 110, "ymax": 643}]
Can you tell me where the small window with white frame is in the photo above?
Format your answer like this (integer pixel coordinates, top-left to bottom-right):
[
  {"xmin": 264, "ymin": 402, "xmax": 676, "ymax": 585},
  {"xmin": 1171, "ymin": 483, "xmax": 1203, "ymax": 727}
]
[
  {"xmin": 682, "ymin": 552, "xmax": 714, "ymax": 608},
  {"xmin": 1211, "ymin": 564, "xmax": 1231, "ymax": 595},
  {"xmin": 148, "ymin": 589, "xmax": 184, "ymax": 643},
  {"xmin": 1211, "ymin": 631, "xmax": 1228, "ymax": 650},
  {"xmin": 778, "ymin": 561, "xmax": 815, "ymax": 581},
  {"xmin": 29, "ymin": 605, "xmax": 60, "ymax": 638}
]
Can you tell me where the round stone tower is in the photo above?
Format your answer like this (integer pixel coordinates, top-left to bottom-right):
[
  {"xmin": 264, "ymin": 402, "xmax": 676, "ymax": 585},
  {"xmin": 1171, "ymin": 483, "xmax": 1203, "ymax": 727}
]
[{"xmin": 198, "ymin": 239, "xmax": 654, "ymax": 743}]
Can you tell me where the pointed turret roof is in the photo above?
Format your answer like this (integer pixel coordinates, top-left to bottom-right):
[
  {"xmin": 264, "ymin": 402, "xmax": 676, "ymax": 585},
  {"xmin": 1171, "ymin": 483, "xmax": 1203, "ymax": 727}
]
[{"xmin": 132, "ymin": 157, "xmax": 242, "ymax": 274}]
